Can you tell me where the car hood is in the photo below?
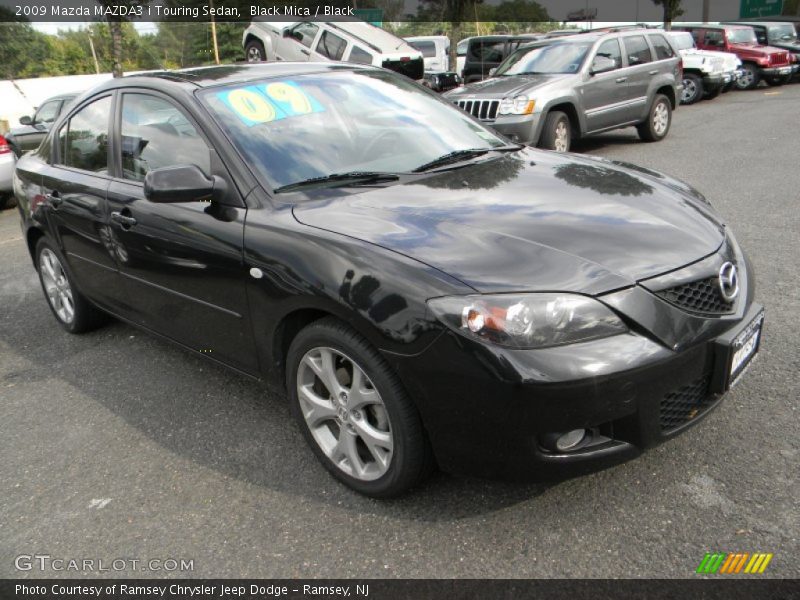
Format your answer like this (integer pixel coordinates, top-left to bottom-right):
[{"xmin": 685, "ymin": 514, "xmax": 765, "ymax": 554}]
[
  {"xmin": 445, "ymin": 74, "xmax": 572, "ymax": 98},
  {"xmin": 292, "ymin": 149, "xmax": 726, "ymax": 295}
]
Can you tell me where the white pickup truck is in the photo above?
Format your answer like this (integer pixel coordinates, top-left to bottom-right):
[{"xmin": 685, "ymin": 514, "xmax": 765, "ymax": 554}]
[{"xmin": 667, "ymin": 31, "xmax": 743, "ymax": 104}]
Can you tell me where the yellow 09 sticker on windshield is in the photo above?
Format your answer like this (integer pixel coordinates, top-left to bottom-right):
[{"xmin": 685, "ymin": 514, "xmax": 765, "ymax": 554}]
[{"xmin": 218, "ymin": 81, "xmax": 324, "ymax": 127}]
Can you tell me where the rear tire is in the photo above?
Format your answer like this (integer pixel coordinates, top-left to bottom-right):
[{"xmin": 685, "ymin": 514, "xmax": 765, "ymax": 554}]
[
  {"xmin": 538, "ymin": 111, "xmax": 571, "ymax": 152},
  {"xmin": 35, "ymin": 238, "xmax": 106, "ymax": 334},
  {"xmin": 736, "ymin": 64, "xmax": 760, "ymax": 90},
  {"xmin": 245, "ymin": 39, "xmax": 266, "ymax": 63},
  {"xmin": 681, "ymin": 73, "xmax": 703, "ymax": 104},
  {"xmin": 636, "ymin": 94, "xmax": 672, "ymax": 142},
  {"xmin": 286, "ymin": 317, "xmax": 434, "ymax": 497}
]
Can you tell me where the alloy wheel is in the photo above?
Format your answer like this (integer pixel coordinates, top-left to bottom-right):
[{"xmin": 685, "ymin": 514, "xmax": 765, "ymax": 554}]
[
  {"xmin": 653, "ymin": 102, "xmax": 669, "ymax": 136},
  {"xmin": 681, "ymin": 79, "xmax": 697, "ymax": 103},
  {"xmin": 554, "ymin": 120, "xmax": 569, "ymax": 152},
  {"xmin": 247, "ymin": 46, "xmax": 262, "ymax": 62},
  {"xmin": 39, "ymin": 248, "xmax": 75, "ymax": 324},
  {"xmin": 737, "ymin": 69, "xmax": 754, "ymax": 89},
  {"xmin": 297, "ymin": 347, "xmax": 393, "ymax": 481}
]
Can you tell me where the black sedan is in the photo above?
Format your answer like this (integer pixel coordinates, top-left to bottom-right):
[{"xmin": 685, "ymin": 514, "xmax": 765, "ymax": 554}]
[{"xmin": 13, "ymin": 63, "xmax": 763, "ymax": 497}]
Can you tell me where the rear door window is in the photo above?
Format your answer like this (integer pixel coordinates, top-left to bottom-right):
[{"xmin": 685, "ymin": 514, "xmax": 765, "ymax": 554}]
[
  {"xmin": 649, "ymin": 34, "xmax": 675, "ymax": 60},
  {"xmin": 316, "ymin": 30, "xmax": 347, "ymax": 60},
  {"xmin": 623, "ymin": 35, "xmax": 653, "ymax": 66}
]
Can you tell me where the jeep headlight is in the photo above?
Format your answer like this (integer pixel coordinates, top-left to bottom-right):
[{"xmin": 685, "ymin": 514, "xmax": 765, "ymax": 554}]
[
  {"xmin": 427, "ymin": 293, "xmax": 627, "ymax": 349},
  {"xmin": 499, "ymin": 95, "xmax": 535, "ymax": 115}
]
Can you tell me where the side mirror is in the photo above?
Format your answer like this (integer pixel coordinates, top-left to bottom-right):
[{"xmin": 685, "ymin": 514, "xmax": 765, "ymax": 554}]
[
  {"xmin": 19, "ymin": 115, "xmax": 32, "ymax": 126},
  {"xmin": 590, "ymin": 55, "xmax": 617, "ymax": 75},
  {"xmin": 282, "ymin": 28, "xmax": 292, "ymax": 38},
  {"xmin": 488, "ymin": 67, "xmax": 497, "ymax": 77},
  {"xmin": 144, "ymin": 164, "xmax": 224, "ymax": 204}
]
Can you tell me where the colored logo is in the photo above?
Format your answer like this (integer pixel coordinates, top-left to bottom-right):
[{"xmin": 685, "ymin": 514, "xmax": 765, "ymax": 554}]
[{"xmin": 696, "ymin": 552, "xmax": 773, "ymax": 574}]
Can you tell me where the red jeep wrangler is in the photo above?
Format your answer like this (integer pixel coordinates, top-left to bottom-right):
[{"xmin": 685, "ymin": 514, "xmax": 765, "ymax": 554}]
[{"xmin": 675, "ymin": 24, "xmax": 795, "ymax": 89}]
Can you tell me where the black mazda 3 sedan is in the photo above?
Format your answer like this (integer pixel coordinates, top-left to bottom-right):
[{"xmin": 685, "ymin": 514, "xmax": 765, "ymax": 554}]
[{"xmin": 13, "ymin": 64, "xmax": 763, "ymax": 497}]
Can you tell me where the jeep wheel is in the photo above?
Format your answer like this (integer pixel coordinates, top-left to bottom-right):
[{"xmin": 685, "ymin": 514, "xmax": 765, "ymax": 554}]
[
  {"xmin": 538, "ymin": 111, "xmax": 571, "ymax": 153},
  {"xmin": 681, "ymin": 73, "xmax": 703, "ymax": 104},
  {"xmin": 636, "ymin": 94, "xmax": 671, "ymax": 143},
  {"xmin": 736, "ymin": 64, "xmax": 760, "ymax": 90},
  {"xmin": 245, "ymin": 39, "xmax": 266, "ymax": 63}
]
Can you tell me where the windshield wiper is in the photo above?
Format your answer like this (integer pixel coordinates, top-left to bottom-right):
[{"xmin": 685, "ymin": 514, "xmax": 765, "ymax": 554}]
[
  {"xmin": 412, "ymin": 146, "xmax": 520, "ymax": 173},
  {"xmin": 274, "ymin": 171, "xmax": 400, "ymax": 193}
]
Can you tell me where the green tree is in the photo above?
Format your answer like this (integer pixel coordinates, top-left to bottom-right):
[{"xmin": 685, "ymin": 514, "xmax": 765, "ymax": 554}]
[{"xmin": 652, "ymin": 0, "xmax": 684, "ymax": 30}]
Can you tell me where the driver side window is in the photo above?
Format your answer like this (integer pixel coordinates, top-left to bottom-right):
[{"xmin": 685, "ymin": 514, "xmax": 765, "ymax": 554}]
[
  {"xmin": 35, "ymin": 100, "xmax": 61, "ymax": 125},
  {"xmin": 594, "ymin": 39, "xmax": 622, "ymax": 69},
  {"xmin": 291, "ymin": 22, "xmax": 319, "ymax": 48},
  {"xmin": 120, "ymin": 94, "xmax": 210, "ymax": 183}
]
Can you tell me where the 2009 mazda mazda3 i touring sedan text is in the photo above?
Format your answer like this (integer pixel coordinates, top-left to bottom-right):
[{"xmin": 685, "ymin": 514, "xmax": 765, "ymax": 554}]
[{"xmin": 13, "ymin": 63, "xmax": 764, "ymax": 497}]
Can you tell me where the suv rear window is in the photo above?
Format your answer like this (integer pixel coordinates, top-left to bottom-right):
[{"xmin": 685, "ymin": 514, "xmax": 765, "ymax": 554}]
[
  {"xmin": 409, "ymin": 41, "xmax": 436, "ymax": 57},
  {"xmin": 348, "ymin": 46, "xmax": 373, "ymax": 65},
  {"xmin": 649, "ymin": 34, "xmax": 675, "ymax": 60},
  {"xmin": 469, "ymin": 41, "xmax": 505, "ymax": 62},
  {"xmin": 623, "ymin": 35, "xmax": 653, "ymax": 66}
]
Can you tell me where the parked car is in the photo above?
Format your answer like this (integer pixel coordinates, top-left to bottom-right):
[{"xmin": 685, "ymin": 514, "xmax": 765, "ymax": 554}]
[
  {"xmin": 723, "ymin": 21, "xmax": 800, "ymax": 79},
  {"xmin": 0, "ymin": 134, "xmax": 15, "ymax": 209},
  {"xmin": 14, "ymin": 63, "xmax": 763, "ymax": 497},
  {"xmin": 242, "ymin": 20, "xmax": 424, "ymax": 80},
  {"xmin": 405, "ymin": 35, "xmax": 450, "ymax": 71},
  {"xmin": 544, "ymin": 29, "xmax": 584, "ymax": 38},
  {"xmin": 445, "ymin": 30, "xmax": 682, "ymax": 152},
  {"xmin": 462, "ymin": 35, "xmax": 544, "ymax": 83},
  {"xmin": 674, "ymin": 24, "xmax": 795, "ymax": 89},
  {"xmin": 666, "ymin": 31, "xmax": 742, "ymax": 103},
  {"xmin": 5, "ymin": 93, "xmax": 79, "ymax": 157}
]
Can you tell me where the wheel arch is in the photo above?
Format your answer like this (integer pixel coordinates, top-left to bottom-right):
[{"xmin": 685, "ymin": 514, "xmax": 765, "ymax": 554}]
[
  {"xmin": 26, "ymin": 226, "xmax": 45, "ymax": 264},
  {"xmin": 655, "ymin": 84, "xmax": 677, "ymax": 109},
  {"xmin": 543, "ymin": 101, "xmax": 582, "ymax": 137}
]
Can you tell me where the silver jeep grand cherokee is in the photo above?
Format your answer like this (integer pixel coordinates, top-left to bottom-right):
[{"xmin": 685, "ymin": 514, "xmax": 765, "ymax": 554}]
[{"xmin": 444, "ymin": 30, "xmax": 683, "ymax": 152}]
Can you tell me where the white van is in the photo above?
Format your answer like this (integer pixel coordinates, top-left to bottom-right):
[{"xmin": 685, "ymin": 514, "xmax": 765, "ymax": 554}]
[
  {"xmin": 404, "ymin": 35, "xmax": 450, "ymax": 72},
  {"xmin": 243, "ymin": 20, "xmax": 424, "ymax": 80}
]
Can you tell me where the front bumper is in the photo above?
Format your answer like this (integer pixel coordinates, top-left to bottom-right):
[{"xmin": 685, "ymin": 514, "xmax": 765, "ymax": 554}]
[
  {"xmin": 388, "ymin": 296, "xmax": 764, "ymax": 481},
  {"xmin": 759, "ymin": 64, "xmax": 796, "ymax": 77},
  {"xmin": 489, "ymin": 113, "xmax": 542, "ymax": 146}
]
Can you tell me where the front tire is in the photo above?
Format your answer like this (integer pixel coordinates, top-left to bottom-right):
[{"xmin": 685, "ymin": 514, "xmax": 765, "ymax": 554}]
[
  {"xmin": 245, "ymin": 39, "xmax": 266, "ymax": 63},
  {"xmin": 736, "ymin": 64, "xmax": 760, "ymax": 90},
  {"xmin": 35, "ymin": 238, "xmax": 106, "ymax": 334},
  {"xmin": 637, "ymin": 94, "xmax": 672, "ymax": 142},
  {"xmin": 538, "ymin": 111, "xmax": 571, "ymax": 152},
  {"xmin": 681, "ymin": 73, "xmax": 703, "ymax": 104},
  {"xmin": 286, "ymin": 317, "xmax": 433, "ymax": 497}
]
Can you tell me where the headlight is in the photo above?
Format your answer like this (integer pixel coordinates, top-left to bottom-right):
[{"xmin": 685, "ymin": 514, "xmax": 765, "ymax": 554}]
[
  {"xmin": 427, "ymin": 293, "xmax": 627, "ymax": 349},
  {"xmin": 498, "ymin": 95, "xmax": 535, "ymax": 115}
]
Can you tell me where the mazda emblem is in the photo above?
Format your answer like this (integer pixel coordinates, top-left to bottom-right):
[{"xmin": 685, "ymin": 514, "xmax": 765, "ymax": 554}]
[{"xmin": 718, "ymin": 262, "xmax": 739, "ymax": 302}]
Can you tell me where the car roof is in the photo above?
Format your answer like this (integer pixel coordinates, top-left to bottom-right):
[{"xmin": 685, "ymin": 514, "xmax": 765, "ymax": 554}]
[
  {"xmin": 725, "ymin": 20, "xmax": 793, "ymax": 27},
  {"xmin": 679, "ymin": 23, "xmax": 752, "ymax": 30}
]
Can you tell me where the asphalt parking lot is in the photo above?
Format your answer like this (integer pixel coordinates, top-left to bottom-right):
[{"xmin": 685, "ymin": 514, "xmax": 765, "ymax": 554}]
[{"xmin": 1, "ymin": 84, "xmax": 798, "ymax": 579}]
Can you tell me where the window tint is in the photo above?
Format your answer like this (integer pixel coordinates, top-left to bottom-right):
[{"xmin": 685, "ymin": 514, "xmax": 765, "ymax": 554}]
[
  {"xmin": 120, "ymin": 94, "xmax": 210, "ymax": 183},
  {"xmin": 291, "ymin": 23, "xmax": 319, "ymax": 48},
  {"xmin": 469, "ymin": 41, "xmax": 505, "ymax": 62},
  {"xmin": 35, "ymin": 100, "xmax": 61, "ymax": 125},
  {"xmin": 409, "ymin": 40, "xmax": 437, "ymax": 57},
  {"xmin": 649, "ymin": 34, "xmax": 675, "ymax": 60},
  {"xmin": 704, "ymin": 30, "xmax": 725, "ymax": 47},
  {"xmin": 316, "ymin": 30, "xmax": 346, "ymax": 60},
  {"xmin": 59, "ymin": 96, "xmax": 111, "ymax": 173},
  {"xmin": 348, "ymin": 46, "xmax": 373, "ymax": 65},
  {"xmin": 595, "ymin": 38, "xmax": 622, "ymax": 69},
  {"xmin": 623, "ymin": 35, "xmax": 653, "ymax": 65}
]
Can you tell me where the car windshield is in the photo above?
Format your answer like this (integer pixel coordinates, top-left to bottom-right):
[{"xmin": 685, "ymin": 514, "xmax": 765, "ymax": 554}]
[
  {"xmin": 728, "ymin": 28, "xmax": 757, "ymax": 44},
  {"xmin": 201, "ymin": 70, "xmax": 509, "ymax": 190},
  {"xmin": 495, "ymin": 41, "xmax": 592, "ymax": 76},
  {"xmin": 670, "ymin": 33, "xmax": 695, "ymax": 50},
  {"xmin": 768, "ymin": 24, "xmax": 798, "ymax": 43}
]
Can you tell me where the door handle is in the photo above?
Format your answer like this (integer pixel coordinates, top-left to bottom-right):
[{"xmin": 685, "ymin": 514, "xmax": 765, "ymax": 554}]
[
  {"xmin": 615, "ymin": 76, "xmax": 628, "ymax": 83},
  {"xmin": 300, "ymin": 49, "xmax": 310, "ymax": 56},
  {"xmin": 46, "ymin": 191, "xmax": 63, "ymax": 208},
  {"xmin": 649, "ymin": 70, "xmax": 659, "ymax": 75},
  {"xmin": 110, "ymin": 210, "xmax": 137, "ymax": 228}
]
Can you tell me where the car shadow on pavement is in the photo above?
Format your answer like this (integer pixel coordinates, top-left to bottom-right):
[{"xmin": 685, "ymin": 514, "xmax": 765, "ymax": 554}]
[
  {"xmin": 571, "ymin": 130, "xmax": 643, "ymax": 154},
  {"xmin": 4, "ymin": 315, "xmax": 553, "ymax": 521}
]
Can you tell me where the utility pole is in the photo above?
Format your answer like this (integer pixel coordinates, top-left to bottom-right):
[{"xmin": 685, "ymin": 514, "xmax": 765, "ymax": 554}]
[
  {"xmin": 209, "ymin": 0, "xmax": 220, "ymax": 65},
  {"xmin": 88, "ymin": 34, "xmax": 101, "ymax": 74}
]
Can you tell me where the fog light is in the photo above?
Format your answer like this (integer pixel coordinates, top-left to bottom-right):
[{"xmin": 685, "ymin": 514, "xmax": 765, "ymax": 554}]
[{"xmin": 556, "ymin": 429, "xmax": 587, "ymax": 451}]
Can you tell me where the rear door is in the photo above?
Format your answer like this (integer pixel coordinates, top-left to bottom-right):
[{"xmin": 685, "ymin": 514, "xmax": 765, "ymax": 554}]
[
  {"xmin": 105, "ymin": 90, "xmax": 258, "ymax": 373},
  {"xmin": 619, "ymin": 34, "xmax": 656, "ymax": 121},
  {"xmin": 41, "ymin": 94, "xmax": 124, "ymax": 311},
  {"xmin": 582, "ymin": 38, "xmax": 630, "ymax": 132},
  {"xmin": 313, "ymin": 29, "xmax": 348, "ymax": 62}
]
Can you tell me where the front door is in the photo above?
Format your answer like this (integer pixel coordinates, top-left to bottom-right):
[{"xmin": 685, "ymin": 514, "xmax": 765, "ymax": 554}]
[
  {"xmin": 105, "ymin": 91, "xmax": 258, "ymax": 374},
  {"xmin": 42, "ymin": 94, "xmax": 124, "ymax": 311},
  {"xmin": 277, "ymin": 22, "xmax": 320, "ymax": 62},
  {"xmin": 582, "ymin": 38, "xmax": 630, "ymax": 132}
]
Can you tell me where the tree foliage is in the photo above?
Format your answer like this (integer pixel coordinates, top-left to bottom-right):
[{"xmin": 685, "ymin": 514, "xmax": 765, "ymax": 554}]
[{"xmin": 651, "ymin": 0, "xmax": 684, "ymax": 29}]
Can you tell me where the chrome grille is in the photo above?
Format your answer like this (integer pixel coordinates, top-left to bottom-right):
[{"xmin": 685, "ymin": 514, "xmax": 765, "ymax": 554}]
[
  {"xmin": 453, "ymin": 99, "xmax": 500, "ymax": 121},
  {"xmin": 656, "ymin": 275, "xmax": 735, "ymax": 315},
  {"xmin": 660, "ymin": 376, "xmax": 715, "ymax": 431}
]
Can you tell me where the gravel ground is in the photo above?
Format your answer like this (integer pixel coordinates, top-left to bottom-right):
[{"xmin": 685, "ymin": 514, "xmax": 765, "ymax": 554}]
[{"xmin": 0, "ymin": 84, "xmax": 798, "ymax": 579}]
